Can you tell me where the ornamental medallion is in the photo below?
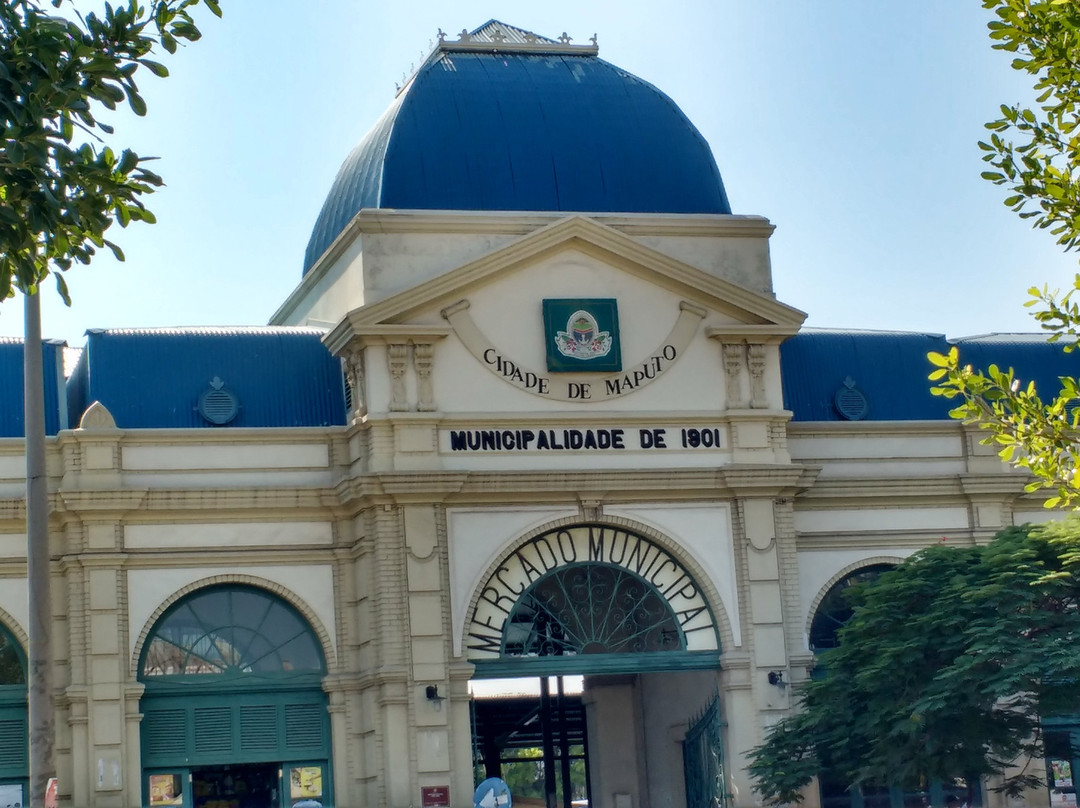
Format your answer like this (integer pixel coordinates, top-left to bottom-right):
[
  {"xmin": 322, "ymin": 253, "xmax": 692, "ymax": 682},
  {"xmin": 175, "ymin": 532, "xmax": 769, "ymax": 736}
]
[{"xmin": 543, "ymin": 298, "xmax": 622, "ymax": 372}]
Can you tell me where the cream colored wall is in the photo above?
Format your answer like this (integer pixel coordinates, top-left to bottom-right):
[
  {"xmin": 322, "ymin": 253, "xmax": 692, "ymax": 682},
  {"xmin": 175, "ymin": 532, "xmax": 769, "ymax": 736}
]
[{"xmin": 272, "ymin": 211, "xmax": 776, "ymax": 328}]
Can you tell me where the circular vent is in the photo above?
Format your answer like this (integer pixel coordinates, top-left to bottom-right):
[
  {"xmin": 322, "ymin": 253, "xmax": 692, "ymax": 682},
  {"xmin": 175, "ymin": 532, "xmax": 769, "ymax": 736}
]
[
  {"xmin": 834, "ymin": 376, "xmax": 868, "ymax": 421},
  {"xmin": 197, "ymin": 377, "xmax": 239, "ymax": 425}
]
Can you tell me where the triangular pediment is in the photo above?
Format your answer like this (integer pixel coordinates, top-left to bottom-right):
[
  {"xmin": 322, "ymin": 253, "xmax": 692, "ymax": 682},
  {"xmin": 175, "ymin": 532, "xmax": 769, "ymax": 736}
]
[{"xmin": 325, "ymin": 216, "xmax": 804, "ymax": 352}]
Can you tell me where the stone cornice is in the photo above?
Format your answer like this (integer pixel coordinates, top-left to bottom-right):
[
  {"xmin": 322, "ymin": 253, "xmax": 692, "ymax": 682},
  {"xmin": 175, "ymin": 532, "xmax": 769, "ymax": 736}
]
[
  {"xmin": 343, "ymin": 209, "xmax": 775, "ymax": 237},
  {"xmin": 796, "ymin": 529, "xmax": 988, "ymax": 551},
  {"xmin": 333, "ymin": 465, "xmax": 819, "ymax": 508},
  {"xmin": 57, "ymin": 490, "xmax": 149, "ymax": 512},
  {"xmin": 706, "ymin": 325, "xmax": 802, "ymax": 343},
  {"xmin": 323, "ymin": 323, "xmax": 451, "ymax": 357},
  {"xmin": 794, "ymin": 474, "xmax": 1030, "ymax": 505},
  {"xmin": 55, "ymin": 425, "xmax": 342, "ymax": 447},
  {"xmin": 787, "ymin": 420, "xmax": 961, "ymax": 436},
  {"xmin": 339, "ymin": 215, "xmax": 804, "ymax": 330},
  {"xmin": 118, "ymin": 547, "xmax": 340, "ymax": 567}
]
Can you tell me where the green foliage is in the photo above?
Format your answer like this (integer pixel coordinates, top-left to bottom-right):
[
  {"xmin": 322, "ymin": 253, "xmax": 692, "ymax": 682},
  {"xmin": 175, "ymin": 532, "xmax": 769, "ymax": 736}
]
[
  {"xmin": 980, "ymin": 0, "xmax": 1080, "ymax": 250},
  {"xmin": 0, "ymin": 0, "xmax": 222, "ymax": 304},
  {"xmin": 929, "ymin": 1, "xmax": 1080, "ymax": 508},
  {"xmin": 928, "ymin": 338, "xmax": 1080, "ymax": 508},
  {"xmin": 749, "ymin": 521, "xmax": 1080, "ymax": 804},
  {"xmin": 496, "ymin": 747, "xmax": 587, "ymax": 802}
]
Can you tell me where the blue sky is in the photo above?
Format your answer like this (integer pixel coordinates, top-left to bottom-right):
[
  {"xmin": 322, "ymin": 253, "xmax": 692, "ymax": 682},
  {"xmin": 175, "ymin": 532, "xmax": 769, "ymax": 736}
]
[{"xmin": 2, "ymin": 1, "xmax": 1076, "ymax": 345}]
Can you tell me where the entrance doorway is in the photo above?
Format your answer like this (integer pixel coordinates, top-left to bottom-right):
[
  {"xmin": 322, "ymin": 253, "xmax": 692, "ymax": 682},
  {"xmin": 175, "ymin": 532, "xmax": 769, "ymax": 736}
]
[
  {"xmin": 472, "ymin": 677, "xmax": 589, "ymax": 808},
  {"xmin": 138, "ymin": 585, "xmax": 332, "ymax": 808},
  {"xmin": 466, "ymin": 525, "xmax": 728, "ymax": 808},
  {"xmin": 191, "ymin": 763, "xmax": 278, "ymax": 808}
]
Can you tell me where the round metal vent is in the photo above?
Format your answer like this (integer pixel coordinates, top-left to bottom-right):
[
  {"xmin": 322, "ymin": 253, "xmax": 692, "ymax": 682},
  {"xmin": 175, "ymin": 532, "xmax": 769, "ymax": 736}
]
[
  {"xmin": 833, "ymin": 376, "xmax": 868, "ymax": 421},
  {"xmin": 197, "ymin": 377, "xmax": 239, "ymax": 425}
]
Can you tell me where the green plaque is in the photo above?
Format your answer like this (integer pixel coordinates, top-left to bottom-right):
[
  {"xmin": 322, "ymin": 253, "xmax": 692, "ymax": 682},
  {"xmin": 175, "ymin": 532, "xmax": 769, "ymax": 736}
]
[{"xmin": 543, "ymin": 299, "xmax": 621, "ymax": 372}]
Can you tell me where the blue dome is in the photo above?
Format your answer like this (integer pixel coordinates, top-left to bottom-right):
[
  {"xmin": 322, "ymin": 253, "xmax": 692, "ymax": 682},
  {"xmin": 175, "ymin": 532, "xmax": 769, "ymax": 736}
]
[{"xmin": 303, "ymin": 29, "xmax": 732, "ymax": 273}]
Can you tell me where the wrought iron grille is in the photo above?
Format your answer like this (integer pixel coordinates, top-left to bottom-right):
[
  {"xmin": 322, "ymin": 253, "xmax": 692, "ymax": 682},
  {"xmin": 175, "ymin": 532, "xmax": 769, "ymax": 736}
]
[
  {"xmin": 503, "ymin": 563, "xmax": 684, "ymax": 657},
  {"xmin": 684, "ymin": 690, "xmax": 728, "ymax": 808}
]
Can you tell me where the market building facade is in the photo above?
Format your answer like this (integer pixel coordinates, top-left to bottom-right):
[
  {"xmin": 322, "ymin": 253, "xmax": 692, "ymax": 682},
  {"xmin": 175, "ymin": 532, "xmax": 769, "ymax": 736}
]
[{"xmin": 0, "ymin": 20, "xmax": 1073, "ymax": 808}]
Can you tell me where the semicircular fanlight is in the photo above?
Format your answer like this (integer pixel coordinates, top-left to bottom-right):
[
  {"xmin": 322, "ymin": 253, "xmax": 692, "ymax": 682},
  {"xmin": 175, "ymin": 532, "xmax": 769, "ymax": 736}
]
[
  {"xmin": 140, "ymin": 586, "xmax": 324, "ymax": 678},
  {"xmin": 809, "ymin": 564, "xmax": 893, "ymax": 652},
  {"xmin": 0, "ymin": 623, "xmax": 25, "ymax": 686},
  {"xmin": 503, "ymin": 564, "xmax": 684, "ymax": 657}
]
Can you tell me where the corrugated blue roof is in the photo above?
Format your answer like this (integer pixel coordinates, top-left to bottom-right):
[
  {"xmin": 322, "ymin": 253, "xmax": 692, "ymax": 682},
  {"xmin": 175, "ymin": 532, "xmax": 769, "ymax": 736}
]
[
  {"xmin": 781, "ymin": 330, "xmax": 1079, "ymax": 421},
  {"xmin": 0, "ymin": 338, "xmax": 68, "ymax": 437},
  {"xmin": 66, "ymin": 328, "xmax": 347, "ymax": 429},
  {"xmin": 303, "ymin": 36, "xmax": 731, "ymax": 273}
]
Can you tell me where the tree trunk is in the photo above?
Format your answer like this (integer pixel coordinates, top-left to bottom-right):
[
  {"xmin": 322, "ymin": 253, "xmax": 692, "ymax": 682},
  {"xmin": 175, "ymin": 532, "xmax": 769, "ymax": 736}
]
[{"xmin": 24, "ymin": 289, "xmax": 54, "ymax": 808}]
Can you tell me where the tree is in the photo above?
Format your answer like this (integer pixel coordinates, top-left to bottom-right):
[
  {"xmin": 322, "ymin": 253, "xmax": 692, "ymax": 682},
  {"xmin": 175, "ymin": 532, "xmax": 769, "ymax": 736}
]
[
  {"xmin": 0, "ymin": 2, "xmax": 219, "ymax": 804},
  {"xmin": 928, "ymin": 0, "xmax": 1080, "ymax": 509},
  {"xmin": 748, "ymin": 520, "xmax": 1080, "ymax": 804}
]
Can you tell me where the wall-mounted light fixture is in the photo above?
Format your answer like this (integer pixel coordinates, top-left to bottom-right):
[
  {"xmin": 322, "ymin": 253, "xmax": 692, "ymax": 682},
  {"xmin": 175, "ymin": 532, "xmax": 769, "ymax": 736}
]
[
  {"xmin": 767, "ymin": 670, "xmax": 787, "ymax": 688},
  {"xmin": 425, "ymin": 684, "xmax": 446, "ymax": 711}
]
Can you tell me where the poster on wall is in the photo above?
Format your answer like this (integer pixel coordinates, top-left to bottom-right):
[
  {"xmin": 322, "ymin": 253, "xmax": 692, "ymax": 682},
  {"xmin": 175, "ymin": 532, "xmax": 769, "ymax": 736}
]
[
  {"xmin": 148, "ymin": 774, "xmax": 183, "ymax": 806},
  {"xmin": 1051, "ymin": 791, "xmax": 1078, "ymax": 808},
  {"xmin": 0, "ymin": 783, "xmax": 23, "ymax": 808},
  {"xmin": 1053, "ymin": 760, "xmax": 1075, "ymax": 788},
  {"xmin": 289, "ymin": 765, "xmax": 324, "ymax": 807}
]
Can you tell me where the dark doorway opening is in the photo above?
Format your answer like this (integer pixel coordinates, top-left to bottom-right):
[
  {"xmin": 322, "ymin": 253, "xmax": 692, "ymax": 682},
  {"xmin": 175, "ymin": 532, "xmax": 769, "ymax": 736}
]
[
  {"xmin": 472, "ymin": 677, "xmax": 590, "ymax": 808},
  {"xmin": 191, "ymin": 763, "xmax": 278, "ymax": 808}
]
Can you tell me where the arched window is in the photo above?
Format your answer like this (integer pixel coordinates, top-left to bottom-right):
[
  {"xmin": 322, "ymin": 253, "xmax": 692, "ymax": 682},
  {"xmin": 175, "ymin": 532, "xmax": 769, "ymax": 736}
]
[
  {"xmin": 0, "ymin": 623, "xmax": 25, "ymax": 686},
  {"xmin": 809, "ymin": 564, "xmax": 893, "ymax": 653},
  {"xmin": 504, "ymin": 564, "xmax": 684, "ymax": 657},
  {"xmin": 140, "ymin": 585, "xmax": 324, "ymax": 678},
  {"xmin": 0, "ymin": 621, "xmax": 28, "ymax": 797},
  {"xmin": 138, "ymin": 586, "xmax": 332, "ymax": 783}
]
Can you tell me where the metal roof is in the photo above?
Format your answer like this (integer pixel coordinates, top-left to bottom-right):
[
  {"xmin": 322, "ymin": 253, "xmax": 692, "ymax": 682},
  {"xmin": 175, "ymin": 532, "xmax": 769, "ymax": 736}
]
[
  {"xmin": 781, "ymin": 329, "xmax": 1078, "ymax": 422},
  {"xmin": 67, "ymin": 329, "xmax": 346, "ymax": 429},
  {"xmin": 0, "ymin": 339, "xmax": 68, "ymax": 437},
  {"xmin": 303, "ymin": 25, "xmax": 731, "ymax": 273}
]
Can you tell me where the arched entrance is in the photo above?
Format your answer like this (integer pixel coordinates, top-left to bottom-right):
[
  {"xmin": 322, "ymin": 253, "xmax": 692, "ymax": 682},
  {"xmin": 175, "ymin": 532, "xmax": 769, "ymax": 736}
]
[
  {"xmin": 0, "ymin": 621, "xmax": 27, "ymax": 806},
  {"xmin": 467, "ymin": 524, "xmax": 726, "ymax": 808},
  {"xmin": 137, "ymin": 584, "xmax": 332, "ymax": 808}
]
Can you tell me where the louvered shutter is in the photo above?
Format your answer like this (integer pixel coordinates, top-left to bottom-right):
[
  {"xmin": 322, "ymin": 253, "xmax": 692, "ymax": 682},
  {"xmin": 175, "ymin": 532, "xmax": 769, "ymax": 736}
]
[
  {"xmin": 193, "ymin": 706, "xmax": 233, "ymax": 756},
  {"xmin": 142, "ymin": 709, "xmax": 188, "ymax": 761},
  {"xmin": 240, "ymin": 705, "xmax": 278, "ymax": 752},
  {"xmin": 284, "ymin": 703, "xmax": 324, "ymax": 753},
  {"xmin": 0, "ymin": 716, "xmax": 27, "ymax": 773}
]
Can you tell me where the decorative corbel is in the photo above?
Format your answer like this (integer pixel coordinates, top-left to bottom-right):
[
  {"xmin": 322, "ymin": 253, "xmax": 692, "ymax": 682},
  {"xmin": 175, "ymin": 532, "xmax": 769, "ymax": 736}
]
[
  {"xmin": 413, "ymin": 342, "xmax": 436, "ymax": 412},
  {"xmin": 747, "ymin": 343, "xmax": 768, "ymax": 409},
  {"xmin": 722, "ymin": 343, "xmax": 747, "ymax": 409},
  {"xmin": 342, "ymin": 347, "xmax": 367, "ymax": 419},
  {"xmin": 387, "ymin": 343, "xmax": 409, "ymax": 412},
  {"xmin": 579, "ymin": 499, "xmax": 603, "ymax": 522}
]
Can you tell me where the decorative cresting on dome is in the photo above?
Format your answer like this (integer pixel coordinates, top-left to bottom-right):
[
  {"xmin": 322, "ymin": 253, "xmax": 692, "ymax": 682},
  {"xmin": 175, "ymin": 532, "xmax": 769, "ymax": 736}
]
[{"xmin": 302, "ymin": 19, "xmax": 732, "ymax": 274}]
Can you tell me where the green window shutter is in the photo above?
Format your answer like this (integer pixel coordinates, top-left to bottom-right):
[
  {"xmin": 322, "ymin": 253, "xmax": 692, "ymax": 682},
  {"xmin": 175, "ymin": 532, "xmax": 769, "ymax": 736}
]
[
  {"xmin": 193, "ymin": 706, "xmax": 233, "ymax": 756},
  {"xmin": 284, "ymin": 703, "xmax": 323, "ymax": 752},
  {"xmin": 0, "ymin": 716, "xmax": 27, "ymax": 771},
  {"xmin": 239, "ymin": 705, "xmax": 278, "ymax": 753},
  {"xmin": 142, "ymin": 709, "xmax": 187, "ymax": 760}
]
